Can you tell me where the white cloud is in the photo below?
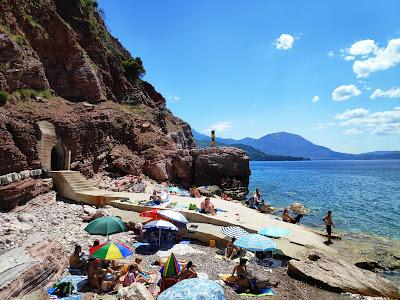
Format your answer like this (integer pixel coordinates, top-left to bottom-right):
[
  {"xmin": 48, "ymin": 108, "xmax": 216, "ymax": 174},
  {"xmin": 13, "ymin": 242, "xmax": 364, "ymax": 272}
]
[
  {"xmin": 370, "ymin": 87, "xmax": 400, "ymax": 99},
  {"xmin": 167, "ymin": 96, "xmax": 180, "ymax": 102},
  {"xmin": 313, "ymin": 122, "xmax": 335, "ymax": 130},
  {"xmin": 312, "ymin": 96, "xmax": 320, "ymax": 103},
  {"xmin": 252, "ymin": 102, "xmax": 257, "ymax": 106},
  {"xmin": 348, "ymin": 39, "xmax": 377, "ymax": 56},
  {"xmin": 332, "ymin": 84, "xmax": 362, "ymax": 101},
  {"xmin": 343, "ymin": 128, "xmax": 364, "ymax": 135},
  {"xmin": 328, "ymin": 51, "xmax": 335, "ymax": 58},
  {"xmin": 337, "ymin": 107, "xmax": 400, "ymax": 135},
  {"xmin": 274, "ymin": 34, "xmax": 294, "ymax": 50},
  {"xmin": 202, "ymin": 121, "xmax": 232, "ymax": 134},
  {"xmin": 250, "ymin": 120, "xmax": 256, "ymax": 125},
  {"xmin": 335, "ymin": 108, "xmax": 370, "ymax": 120},
  {"xmin": 344, "ymin": 55, "xmax": 355, "ymax": 61},
  {"xmin": 285, "ymin": 105, "xmax": 295, "ymax": 110},
  {"xmin": 353, "ymin": 39, "xmax": 400, "ymax": 78}
]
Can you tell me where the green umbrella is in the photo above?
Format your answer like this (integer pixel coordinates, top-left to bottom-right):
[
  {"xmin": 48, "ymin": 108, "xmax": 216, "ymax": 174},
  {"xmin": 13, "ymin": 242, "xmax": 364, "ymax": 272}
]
[{"xmin": 85, "ymin": 216, "xmax": 126, "ymax": 236}]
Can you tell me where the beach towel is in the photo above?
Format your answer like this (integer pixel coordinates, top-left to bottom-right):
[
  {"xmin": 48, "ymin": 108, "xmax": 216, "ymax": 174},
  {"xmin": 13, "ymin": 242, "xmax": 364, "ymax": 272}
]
[
  {"xmin": 215, "ymin": 208, "xmax": 228, "ymax": 213},
  {"xmin": 48, "ymin": 275, "xmax": 86, "ymax": 300},
  {"xmin": 239, "ymin": 287, "xmax": 275, "ymax": 297},
  {"xmin": 218, "ymin": 274, "xmax": 238, "ymax": 283}
]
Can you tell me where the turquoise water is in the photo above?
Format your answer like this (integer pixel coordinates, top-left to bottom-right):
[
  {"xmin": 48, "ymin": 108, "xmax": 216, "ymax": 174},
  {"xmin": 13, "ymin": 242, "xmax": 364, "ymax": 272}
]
[{"xmin": 249, "ymin": 160, "xmax": 400, "ymax": 239}]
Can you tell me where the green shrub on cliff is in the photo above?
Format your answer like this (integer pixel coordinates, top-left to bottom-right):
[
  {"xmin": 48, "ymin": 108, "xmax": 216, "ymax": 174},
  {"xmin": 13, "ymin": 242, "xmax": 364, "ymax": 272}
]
[
  {"xmin": 0, "ymin": 91, "xmax": 10, "ymax": 106},
  {"xmin": 16, "ymin": 89, "xmax": 53, "ymax": 100},
  {"xmin": 122, "ymin": 57, "xmax": 146, "ymax": 80}
]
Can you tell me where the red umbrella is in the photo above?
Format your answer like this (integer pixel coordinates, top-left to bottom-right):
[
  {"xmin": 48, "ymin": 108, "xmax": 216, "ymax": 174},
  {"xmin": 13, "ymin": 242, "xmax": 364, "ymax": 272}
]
[{"xmin": 140, "ymin": 208, "xmax": 161, "ymax": 219}]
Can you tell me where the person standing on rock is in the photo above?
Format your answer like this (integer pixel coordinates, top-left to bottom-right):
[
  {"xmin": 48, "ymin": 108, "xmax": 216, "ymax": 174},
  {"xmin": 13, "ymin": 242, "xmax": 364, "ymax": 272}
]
[{"xmin": 323, "ymin": 211, "xmax": 334, "ymax": 245}]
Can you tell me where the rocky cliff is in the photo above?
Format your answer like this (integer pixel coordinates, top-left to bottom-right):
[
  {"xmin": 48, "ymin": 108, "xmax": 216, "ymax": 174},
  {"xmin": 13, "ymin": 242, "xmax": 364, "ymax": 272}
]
[{"xmin": 0, "ymin": 0, "xmax": 250, "ymax": 210}]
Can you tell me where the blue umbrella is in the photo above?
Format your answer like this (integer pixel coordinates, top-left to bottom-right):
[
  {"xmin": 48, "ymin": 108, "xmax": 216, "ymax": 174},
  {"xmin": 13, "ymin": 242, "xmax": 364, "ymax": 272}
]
[
  {"xmin": 158, "ymin": 278, "xmax": 225, "ymax": 300},
  {"xmin": 258, "ymin": 227, "xmax": 290, "ymax": 238},
  {"xmin": 234, "ymin": 234, "xmax": 276, "ymax": 252}
]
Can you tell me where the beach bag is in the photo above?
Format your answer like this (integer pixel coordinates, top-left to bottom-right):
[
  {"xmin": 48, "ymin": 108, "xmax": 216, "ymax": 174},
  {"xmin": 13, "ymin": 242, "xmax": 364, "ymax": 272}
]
[
  {"xmin": 189, "ymin": 203, "xmax": 197, "ymax": 210},
  {"xmin": 52, "ymin": 281, "xmax": 74, "ymax": 297}
]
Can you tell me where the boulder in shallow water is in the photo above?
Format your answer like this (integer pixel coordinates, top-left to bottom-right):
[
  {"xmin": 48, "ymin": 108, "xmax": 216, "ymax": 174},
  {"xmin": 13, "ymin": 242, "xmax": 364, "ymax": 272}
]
[
  {"xmin": 287, "ymin": 251, "xmax": 400, "ymax": 298},
  {"xmin": 290, "ymin": 202, "xmax": 310, "ymax": 214},
  {"xmin": 197, "ymin": 185, "xmax": 221, "ymax": 197}
]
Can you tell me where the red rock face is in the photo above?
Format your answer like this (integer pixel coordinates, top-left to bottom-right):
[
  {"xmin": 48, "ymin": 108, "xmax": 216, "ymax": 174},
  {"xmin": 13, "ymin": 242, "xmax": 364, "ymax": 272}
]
[{"xmin": 0, "ymin": 0, "xmax": 250, "ymax": 211}]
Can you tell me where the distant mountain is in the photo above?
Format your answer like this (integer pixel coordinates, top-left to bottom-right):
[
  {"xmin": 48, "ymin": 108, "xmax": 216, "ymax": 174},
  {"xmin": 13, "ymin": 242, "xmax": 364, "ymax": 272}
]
[
  {"xmin": 193, "ymin": 130, "xmax": 400, "ymax": 160},
  {"xmin": 193, "ymin": 131, "xmax": 308, "ymax": 161},
  {"xmin": 195, "ymin": 140, "xmax": 308, "ymax": 161}
]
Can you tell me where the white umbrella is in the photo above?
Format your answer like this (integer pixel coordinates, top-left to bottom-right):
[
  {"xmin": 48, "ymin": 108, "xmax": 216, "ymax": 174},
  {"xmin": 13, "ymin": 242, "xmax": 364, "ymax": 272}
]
[
  {"xmin": 144, "ymin": 220, "xmax": 179, "ymax": 246},
  {"xmin": 158, "ymin": 210, "xmax": 189, "ymax": 224}
]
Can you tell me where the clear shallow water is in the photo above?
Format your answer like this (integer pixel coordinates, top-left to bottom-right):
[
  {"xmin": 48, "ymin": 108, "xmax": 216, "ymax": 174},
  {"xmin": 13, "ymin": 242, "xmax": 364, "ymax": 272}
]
[{"xmin": 249, "ymin": 160, "xmax": 400, "ymax": 239}]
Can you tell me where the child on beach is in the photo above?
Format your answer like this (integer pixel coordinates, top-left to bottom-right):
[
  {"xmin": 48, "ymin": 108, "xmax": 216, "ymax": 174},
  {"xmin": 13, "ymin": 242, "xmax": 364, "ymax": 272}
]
[
  {"xmin": 323, "ymin": 210, "xmax": 334, "ymax": 245},
  {"xmin": 224, "ymin": 237, "xmax": 240, "ymax": 260}
]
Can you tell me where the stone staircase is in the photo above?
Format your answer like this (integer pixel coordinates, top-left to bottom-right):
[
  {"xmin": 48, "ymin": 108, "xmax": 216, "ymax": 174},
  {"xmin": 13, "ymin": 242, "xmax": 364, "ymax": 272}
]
[{"xmin": 50, "ymin": 170, "xmax": 125, "ymax": 206}]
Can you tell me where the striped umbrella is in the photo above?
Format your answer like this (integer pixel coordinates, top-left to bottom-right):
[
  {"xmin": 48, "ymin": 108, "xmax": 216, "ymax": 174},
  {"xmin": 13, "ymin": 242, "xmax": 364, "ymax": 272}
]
[
  {"xmin": 160, "ymin": 252, "xmax": 181, "ymax": 278},
  {"xmin": 258, "ymin": 227, "xmax": 290, "ymax": 238},
  {"xmin": 89, "ymin": 243, "xmax": 133, "ymax": 260},
  {"xmin": 220, "ymin": 226, "xmax": 249, "ymax": 239},
  {"xmin": 234, "ymin": 234, "xmax": 276, "ymax": 252}
]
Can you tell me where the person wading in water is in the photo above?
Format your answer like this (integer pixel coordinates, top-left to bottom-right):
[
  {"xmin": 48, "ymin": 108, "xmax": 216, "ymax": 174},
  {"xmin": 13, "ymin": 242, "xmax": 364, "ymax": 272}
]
[{"xmin": 323, "ymin": 210, "xmax": 334, "ymax": 245}]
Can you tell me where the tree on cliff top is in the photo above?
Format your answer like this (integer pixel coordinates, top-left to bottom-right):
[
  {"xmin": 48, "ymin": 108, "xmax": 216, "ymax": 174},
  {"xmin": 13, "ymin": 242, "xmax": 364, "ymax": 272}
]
[{"xmin": 122, "ymin": 57, "xmax": 146, "ymax": 80}]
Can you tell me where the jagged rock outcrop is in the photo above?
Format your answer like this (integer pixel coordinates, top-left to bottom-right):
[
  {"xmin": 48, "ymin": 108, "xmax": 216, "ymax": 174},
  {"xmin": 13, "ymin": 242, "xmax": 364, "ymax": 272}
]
[
  {"xmin": 0, "ymin": 0, "xmax": 250, "ymax": 211},
  {"xmin": 0, "ymin": 238, "xmax": 67, "ymax": 300},
  {"xmin": 287, "ymin": 252, "xmax": 400, "ymax": 299},
  {"xmin": 0, "ymin": 178, "xmax": 53, "ymax": 212}
]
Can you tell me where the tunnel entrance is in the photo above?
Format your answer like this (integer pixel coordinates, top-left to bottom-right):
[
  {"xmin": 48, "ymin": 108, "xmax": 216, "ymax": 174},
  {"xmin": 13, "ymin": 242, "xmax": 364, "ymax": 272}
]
[{"xmin": 51, "ymin": 144, "xmax": 65, "ymax": 171}]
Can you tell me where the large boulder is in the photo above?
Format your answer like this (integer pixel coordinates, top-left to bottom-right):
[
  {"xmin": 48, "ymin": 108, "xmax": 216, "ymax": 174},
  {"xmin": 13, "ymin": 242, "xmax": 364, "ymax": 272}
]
[
  {"xmin": 109, "ymin": 145, "xmax": 145, "ymax": 176},
  {"xmin": 0, "ymin": 178, "xmax": 53, "ymax": 212},
  {"xmin": 197, "ymin": 185, "xmax": 221, "ymax": 197},
  {"xmin": 0, "ymin": 238, "xmax": 67, "ymax": 299},
  {"xmin": 287, "ymin": 252, "xmax": 400, "ymax": 299}
]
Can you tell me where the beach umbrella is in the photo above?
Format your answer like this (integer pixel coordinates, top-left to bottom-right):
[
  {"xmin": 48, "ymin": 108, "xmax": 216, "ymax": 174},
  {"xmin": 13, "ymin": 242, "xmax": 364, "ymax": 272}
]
[
  {"xmin": 89, "ymin": 243, "xmax": 133, "ymax": 260},
  {"xmin": 140, "ymin": 208, "xmax": 160, "ymax": 219},
  {"xmin": 158, "ymin": 278, "xmax": 225, "ymax": 300},
  {"xmin": 158, "ymin": 210, "xmax": 189, "ymax": 224},
  {"xmin": 160, "ymin": 252, "xmax": 181, "ymax": 278},
  {"xmin": 220, "ymin": 226, "xmax": 249, "ymax": 239},
  {"xmin": 258, "ymin": 227, "xmax": 290, "ymax": 238},
  {"xmin": 234, "ymin": 234, "xmax": 276, "ymax": 252},
  {"xmin": 85, "ymin": 216, "xmax": 126, "ymax": 236},
  {"xmin": 144, "ymin": 220, "xmax": 178, "ymax": 246}
]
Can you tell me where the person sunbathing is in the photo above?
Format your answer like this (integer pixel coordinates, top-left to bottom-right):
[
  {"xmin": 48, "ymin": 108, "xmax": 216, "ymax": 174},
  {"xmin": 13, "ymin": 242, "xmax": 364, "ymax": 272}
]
[
  {"xmin": 123, "ymin": 265, "xmax": 136, "ymax": 287},
  {"xmin": 100, "ymin": 273, "xmax": 117, "ymax": 293},
  {"xmin": 224, "ymin": 237, "xmax": 240, "ymax": 260},
  {"xmin": 237, "ymin": 273, "xmax": 279, "ymax": 294},
  {"xmin": 189, "ymin": 186, "xmax": 201, "ymax": 198},
  {"xmin": 200, "ymin": 197, "xmax": 216, "ymax": 215},
  {"xmin": 232, "ymin": 258, "xmax": 251, "ymax": 278},
  {"xmin": 87, "ymin": 258, "xmax": 103, "ymax": 292},
  {"xmin": 150, "ymin": 190, "xmax": 162, "ymax": 204},
  {"xmin": 69, "ymin": 244, "xmax": 87, "ymax": 271},
  {"xmin": 282, "ymin": 208, "xmax": 303, "ymax": 224},
  {"xmin": 179, "ymin": 261, "xmax": 197, "ymax": 280}
]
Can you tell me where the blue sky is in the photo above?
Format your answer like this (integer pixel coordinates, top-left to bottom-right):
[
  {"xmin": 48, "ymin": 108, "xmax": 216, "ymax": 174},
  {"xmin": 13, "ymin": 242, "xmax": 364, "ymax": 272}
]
[{"xmin": 99, "ymin": 0, "xmax": 400, "ymax": 153}]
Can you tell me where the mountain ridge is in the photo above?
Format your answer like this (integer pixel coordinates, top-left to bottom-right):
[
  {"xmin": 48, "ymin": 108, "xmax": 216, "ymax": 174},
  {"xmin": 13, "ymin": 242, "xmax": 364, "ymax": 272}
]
[{"xmin": 193, "ymin": 130, "xmax": 400, "ymax": 160}]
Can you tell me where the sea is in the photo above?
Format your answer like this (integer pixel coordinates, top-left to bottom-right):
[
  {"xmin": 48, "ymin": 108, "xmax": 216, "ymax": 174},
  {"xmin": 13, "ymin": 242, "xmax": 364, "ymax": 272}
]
[
  {"xmin": 249, "ymin": 160, "xmax": 400, "ymax": 239},
  {"xmin": 249, "ymin": 160, "xmax": 400, "ymax": 287}
]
